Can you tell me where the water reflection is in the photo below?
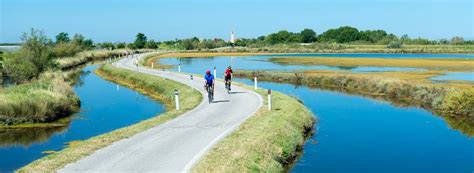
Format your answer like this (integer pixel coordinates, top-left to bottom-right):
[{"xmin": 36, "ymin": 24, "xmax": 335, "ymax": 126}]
[
  {"xmin": 0, "ymin": 125, "xmax": 69, "ymax": 148},
  {"xmin": 160, "ymin": 55, "xmax": 426, "ymax": 73}
]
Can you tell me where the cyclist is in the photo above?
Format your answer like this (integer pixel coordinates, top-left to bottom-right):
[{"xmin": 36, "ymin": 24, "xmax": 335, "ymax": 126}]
[
  {"xmin": 224, "ymin": 66, "xmax": 233, "ymax": 91},
  {"xmin": 204, "ymin": 70, "xmax": 215, "ymax": 101}
]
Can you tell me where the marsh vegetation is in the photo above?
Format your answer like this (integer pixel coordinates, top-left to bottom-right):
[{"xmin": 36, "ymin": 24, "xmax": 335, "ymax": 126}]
[{"xmin": 269, "ymin": 57, "xmax": 474, "ymax": 71}]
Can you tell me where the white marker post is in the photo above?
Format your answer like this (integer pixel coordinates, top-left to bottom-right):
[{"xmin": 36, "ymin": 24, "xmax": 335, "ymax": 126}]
[
  {"xmin": 213, "ymin": 67, "xmax": 217, "ymax": 79},
  {"xmin": 268, "ymin": 89, "xmax": 272, "ymax": 111},
  {"xmin": 178, "ymin": 64, "xmax": 181, "ymax": 72},
  {"xmin": 175, "ymin": 89, "xmax": 180, "ymax": 110},
  {"xmin": 190, "ymin": 75, "xmax": 194, "ymax": 90},
  {"xmin": 254, "ymin": 76, "xmax": 258, "ymax": 90},
  {"xmin": 151, "ymin": 62, "xmax": 154, "ymax": 69}
]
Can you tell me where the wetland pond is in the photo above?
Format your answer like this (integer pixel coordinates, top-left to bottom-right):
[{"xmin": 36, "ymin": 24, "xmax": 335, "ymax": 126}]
[
  {"xmin": 160, "ymin": 54, "xmax": 474, "ymax": 173},
  {"xmin": 160, "ymin": 54, "xmax": 473, "ymax": 82},
  {"xmin": 0, "ymin": 65, "xmax": 165, "ymax": 172}
]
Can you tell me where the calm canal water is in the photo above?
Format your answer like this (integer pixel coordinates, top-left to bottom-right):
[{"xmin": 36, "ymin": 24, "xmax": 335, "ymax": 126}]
[
  {"xmin": 160, "ymin": 55, "xmax": 474, "ymax": 173},
  {"xmin": 0, "ymin": 65, "xmax": 165, "ymax": 172},
  {"xmin": 160, "ymin": 54, "xmax": 474, "ymax": 82}
]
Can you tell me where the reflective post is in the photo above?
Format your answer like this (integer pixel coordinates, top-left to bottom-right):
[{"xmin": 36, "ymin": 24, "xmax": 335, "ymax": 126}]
[
  {"xmin": 190, "ymin": 75, "xmax": 194, "ymax": 90},
  {"xmin": 268, "ymin": 89, "xmax": 272, "ymax": 111},
  {"xmin": 213, "ymin": 67, "xmax": 217, "ymax": 79},
  {"xmin": 178, "ymin": 63, "xmax": 181, "ymax": 72},
  {"xmin": 151, "ymin": 62, "xmax": 154, "ymax": 69},
  {"xmin": 175, "ymin": 89, "xmax": 180, "ymax": 110},
  {"xmin": 254, "ymin": 76, "xmax": 258, "ymax": 90}
]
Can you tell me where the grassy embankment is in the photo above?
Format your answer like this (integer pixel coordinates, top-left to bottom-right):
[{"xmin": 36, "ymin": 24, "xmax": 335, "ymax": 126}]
[
  {"xmin": 193, "ymin": 86, "xmax": 315, "ymax": 172},
  {"xmin": 270, "ymin": 57, "xmax": 474, "ymax": 71},
  {"xmin": 18, "ymin": 64, "xmax": 202, "ymax": 172},
  {"xmin": 0, "ymin": 73, "xmax": 80, "ymax": 126},
  {"xmin": 235, "ymin": 70, "xmax": 474, "ymax": 136},
  {"xmin": 56, "ymin": 49, "xmax": 151, "ymax": 70},
  {"xmin": 0, "ymin": 49, "xmax": 145, "ymax": 127}
]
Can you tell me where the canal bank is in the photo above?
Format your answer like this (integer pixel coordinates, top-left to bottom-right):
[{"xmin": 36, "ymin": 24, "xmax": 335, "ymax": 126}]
[
  {"xmin": 16, "ymin": 64, "xmax": 202, "ymax": 172},
  {"xmin": 0, "ymin": 65, "xmax": 166, "ymax": 172},
  {"xmin": 151, "ymin": 53, "xmax": 474, "ymax": 172}
]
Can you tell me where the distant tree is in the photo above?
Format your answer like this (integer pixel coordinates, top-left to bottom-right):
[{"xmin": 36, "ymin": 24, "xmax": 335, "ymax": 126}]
[
  {"xmin": 451, "ymin": 36, "xmax": 464, "ymax": 45},
  {"xmin": 378, "ymin": 34, "xmax": 399, "ymax": 44},
  {"xmin": 439, "ymin": 39, "xmax": 449, "ymax": 45},
  {"xmin": 71, "ymin": 34, "xmax": 85, "ymax": 46},
  {"xmin": 82, "ymin": 39, "xmax": 94, "ymax": 49},
  {"xmin": 116, "ymin": 42, "xmax": 126, "ymax": 49},
  {"xmin": 127, "ymin": 43, "xmax": 137, "ymax": 49},
  {"xmin": 98, "ymin": 42, "xmax": 115, "ymax": 50},
  {"xmin": 410, "ymin": 38, "xmax": 434, "ymax": 45},
  {"xmin": 360, "ymin": 30, "xmax": 387, "ymax": 43},
  {"xmin": 318, "ymin": 26, "xmax": 361, "ymax": 43},
  {"xmin": 300, "ymin": 29, "xmax": 317, "ymax": 43},
  {"xmin": 144, "ymin": 39, "xmax": 158, "ymax": 49},
  {"xmin": 55, "ymin": 32, "xmax": 70, "ymax": 44},
  {"xmin": 265, "ymin": 30, "xmax": 294, "ymax": 44},
  {"xmin": 134, "ymin": 33, "xmax": 147, "ymax": 49},
  {"xmin": 4, "ymin": 28, "xmax": 54, "ymax": 82},
  {"xmin": 180, "ymin": 38, "xmax": 196, "ymax": 50},
  {"xmin": 19, "ymin": 29, "xmax": 54, "ymax": 73},
  {"xmin": 399, "ymin": 34, "xmax": 410, "ymax": 44}
]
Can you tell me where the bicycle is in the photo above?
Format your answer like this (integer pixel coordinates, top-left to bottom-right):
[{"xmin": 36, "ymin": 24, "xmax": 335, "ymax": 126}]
[
  {"xmin": 205, "ymin": 84, "xmax": 214, "ymax": 103},
  {"xmin": 225, "ymin": 80, "xmax": 231, "ymax": 94}
]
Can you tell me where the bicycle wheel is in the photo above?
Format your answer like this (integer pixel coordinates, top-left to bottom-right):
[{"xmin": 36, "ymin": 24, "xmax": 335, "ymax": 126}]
[{"xmin": 207, "ymin": 87, "xmax": 212, "ymax": 103}]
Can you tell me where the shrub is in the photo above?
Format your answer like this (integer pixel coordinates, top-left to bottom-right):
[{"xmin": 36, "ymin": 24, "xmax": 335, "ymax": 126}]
[{"xmin": 387, "ymin": 41, "xmax": 402, "ymax": 49}]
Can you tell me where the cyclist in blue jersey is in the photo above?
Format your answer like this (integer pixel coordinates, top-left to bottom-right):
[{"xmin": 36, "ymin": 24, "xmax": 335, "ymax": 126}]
[{"xmin": 204, "ymin": 70, "xmax": 215, "ymax": 103}]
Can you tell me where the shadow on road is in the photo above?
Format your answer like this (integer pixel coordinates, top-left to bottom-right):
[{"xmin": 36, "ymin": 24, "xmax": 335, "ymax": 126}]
[
  {"xmin": 212, "ymin": 100, "xmax": 230, "ymax": 103},
  {"xmin": 229, "ymin": 91, "xmax": 246, "ymax": 94}
]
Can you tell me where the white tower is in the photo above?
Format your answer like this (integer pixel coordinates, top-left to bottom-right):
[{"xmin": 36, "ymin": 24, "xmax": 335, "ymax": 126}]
[{"xmin": 230, "ymin": 31, "xmax": 236, "ymax": 44}]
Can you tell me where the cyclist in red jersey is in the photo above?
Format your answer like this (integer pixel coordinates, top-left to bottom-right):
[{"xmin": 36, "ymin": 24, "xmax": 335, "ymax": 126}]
[{"xmin": 224, "ymin": 66, "xmax": 233, "ymax": 92}]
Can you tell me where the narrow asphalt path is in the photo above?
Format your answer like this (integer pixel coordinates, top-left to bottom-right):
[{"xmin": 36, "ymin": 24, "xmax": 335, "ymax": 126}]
[{"xmin": 59, "ymin": 53, "xmax": 262, "ymax": 173}]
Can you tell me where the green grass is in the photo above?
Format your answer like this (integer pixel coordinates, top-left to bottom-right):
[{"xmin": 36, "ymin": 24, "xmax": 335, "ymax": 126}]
[
  {"xmin": 235, "ymin": 70, "xmax": 474, "ymax": 136},
  {"xmin": 18, "ymin": 64, "xmax": 202, "ymax": 172},
  {"xmin": 193, "ymin": 85, "xmax": 315, "ymax": 172},
  {"xmin": 0, "ymin": 74, "xmax": 80, "ymax": 125},
  {"xmin": 56, "ymin": 49, "xmax": 134, "ymax": 70}
]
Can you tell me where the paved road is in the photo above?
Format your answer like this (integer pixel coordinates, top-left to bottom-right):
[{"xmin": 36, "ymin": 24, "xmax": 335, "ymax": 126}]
[{"xmin": 59, "ymin": 53, "xmax": 262, "ymax": 173}]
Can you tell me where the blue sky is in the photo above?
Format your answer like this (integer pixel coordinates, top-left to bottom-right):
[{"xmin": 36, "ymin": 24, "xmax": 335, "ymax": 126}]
[{"xmin": 1, "ymin": 0, "xmax": 473, "ymax": 43}]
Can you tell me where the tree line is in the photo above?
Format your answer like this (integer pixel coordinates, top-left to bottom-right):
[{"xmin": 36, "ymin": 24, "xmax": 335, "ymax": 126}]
[
  {"xmin": 77, "ymin": 26, "xmax": 474, "ymax": 51},
  {"xmin": 234, "ymin": 26, "xmax": 472, "ymax": 47}
]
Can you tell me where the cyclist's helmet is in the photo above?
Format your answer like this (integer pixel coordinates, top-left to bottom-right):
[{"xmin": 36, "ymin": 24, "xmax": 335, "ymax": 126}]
[{"xmin": 206, "ymin": 70, "xmax": 211, "ymax": 74}]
